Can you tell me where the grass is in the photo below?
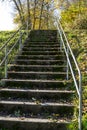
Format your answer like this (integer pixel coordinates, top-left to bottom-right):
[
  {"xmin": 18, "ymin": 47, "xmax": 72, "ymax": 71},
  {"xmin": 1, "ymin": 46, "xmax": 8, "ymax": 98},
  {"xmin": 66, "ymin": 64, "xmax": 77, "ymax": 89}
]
[
  {"xmin": 0, "ymin": 31, "xmax": 17, "ymax": 48},
  {"xmin": 0, "ymin": 30, "xmax": 27, "ymax": 79}
]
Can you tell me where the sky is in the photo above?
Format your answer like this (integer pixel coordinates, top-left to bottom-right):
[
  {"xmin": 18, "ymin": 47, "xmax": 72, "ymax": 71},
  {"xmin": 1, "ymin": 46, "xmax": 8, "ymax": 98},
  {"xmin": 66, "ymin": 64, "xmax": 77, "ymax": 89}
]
[{"xmin": 0, "ymin": 1, "xmax": 15, "ymax": 31}]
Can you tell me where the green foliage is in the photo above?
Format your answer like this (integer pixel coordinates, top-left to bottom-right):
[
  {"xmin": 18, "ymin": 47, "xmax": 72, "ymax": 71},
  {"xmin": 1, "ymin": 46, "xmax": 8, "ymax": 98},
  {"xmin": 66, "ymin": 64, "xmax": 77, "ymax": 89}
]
[
  {"xmin": 61, "ymin": 1, "xmax": 87, "ymax": 30},
  {"xmin": 66, "ymin": 29, "xmax": 87, "ymax": 130},
  {"xmin": 13, "ymin": 0, "xmax": 55, "ymax": 29},
  {"xmin": 73, "ymin": 14, "xmax": 87, "ymax": 29},
  {"xmin": 0, "ymin": 30, "xmax": 27, "ymax": 79},
  {"xmin": 82, "ymin": 114, "xmax": 87, "ymax": 130},
  {"xmin": 68, "ymin": 114, "xmax": 87, "ymax": 130},
  {"xmin": 0, "ymin": 31, "xmax": 15, "ymax": 47},
  {"xmin": 68, "ymin": 119, "xmax": 78, "ymax": 130}
]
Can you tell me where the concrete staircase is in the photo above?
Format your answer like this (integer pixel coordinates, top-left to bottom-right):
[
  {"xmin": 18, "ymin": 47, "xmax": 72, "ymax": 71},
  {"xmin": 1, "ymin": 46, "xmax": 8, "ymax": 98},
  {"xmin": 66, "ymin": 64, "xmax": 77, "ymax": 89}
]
[{"xmin": 0, "ymin": 30, "xmax": 75, "ymax": 130}]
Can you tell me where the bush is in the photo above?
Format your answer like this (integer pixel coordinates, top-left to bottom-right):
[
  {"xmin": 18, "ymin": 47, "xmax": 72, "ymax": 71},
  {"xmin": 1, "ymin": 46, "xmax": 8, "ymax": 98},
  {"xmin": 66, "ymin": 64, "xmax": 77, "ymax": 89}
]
[
  {"xmin": 67, "ymin": 119, "xmax": 78, "ymax": 130},
  {"xmin": 82, "ymin": 114, "xmax": 87, "ymax": 130},
  {"xmin": 73, "ymin": 14, "xmax": 87, "ymax": 29},
  {"xmin": 61, "ymin": 2, "xmax": 87, "ymax": 30}
]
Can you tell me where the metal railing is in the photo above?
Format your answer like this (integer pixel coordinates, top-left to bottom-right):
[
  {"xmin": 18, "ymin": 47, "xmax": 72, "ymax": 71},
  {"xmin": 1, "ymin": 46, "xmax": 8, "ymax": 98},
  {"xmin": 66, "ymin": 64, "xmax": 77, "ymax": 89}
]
[
  {"xmin": 55, "ymin": 17, "xmax": 82, "ymax": 130},
  {"xmin": 0, "ymin": 22, "xmax": 31, "ymax": 80}
]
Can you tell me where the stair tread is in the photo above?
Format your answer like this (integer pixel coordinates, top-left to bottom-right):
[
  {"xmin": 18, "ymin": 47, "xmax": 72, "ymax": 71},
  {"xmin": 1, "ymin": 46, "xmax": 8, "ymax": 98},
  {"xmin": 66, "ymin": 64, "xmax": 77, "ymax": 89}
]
[
  {"xmin": 8, "ymin": 71, "xmax": 67, "ymax": 74},
  {"xmin": 0, "ymin": 88, "xmax": 74, "ymax": 93},
  {"xmin": 0, "ymin": 116, "xmax": 70, "ymax": 123},
  {"xmin": 23, "ymin": 47, "xmax": 60, "ymax": 49},
  {"xmin": 15, "ymin": 59, "xmax": 65, "ymax": 62},
  {"xmin": 16, "ymin": 54, "xmax": 65, "ymax": 57},
  {"xmin": 24, "ymin": 45, "xmax": 60, "ymax": 47},
  {"xmin": 0, "ymin": 100, "xmax": 74, "ymax": 106},
  {"xmin": 22, "ymin": 50, "xmax": 63, "ymax": 53},
  {"xmin": 9, "ymin": 64, "xmax": 66, "ymax": 67},
  {"xmin": 23, "ymin": 47, "xmax": 61, "ymax": 49},
  {"xmin": 2, "ymin": 79, "xmax": 67, "ymax": 83},
  {"xmin": 26, "ymin": 41, "xmax": 58, "ymax": 43}
]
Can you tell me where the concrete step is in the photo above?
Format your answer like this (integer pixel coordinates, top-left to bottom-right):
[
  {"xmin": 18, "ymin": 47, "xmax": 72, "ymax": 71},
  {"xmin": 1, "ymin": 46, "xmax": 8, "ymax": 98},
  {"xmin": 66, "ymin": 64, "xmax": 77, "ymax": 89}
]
[
  {"xmin": 27, "ymin": 38, "xmax": 58, "ymax": 42},
  {"xmin": 22, "ymin": 47, "xmax": 62, "ymax": 51},
  {"xmin": 0, "ymin": 100, "xmax": 75, "ymax": 115},
  {"xmin": 0, "ymin": 112, "xmax": 72, "ymax": 120},
  {"xmin": 28, "ymin": 39, "xmax": 58, "ymax": 43},
  {"xmin": 24, "ymin": 44, "xmax": 60, "ymax": 48},
  {"xmin": 8, "ymin": 64, "xmax": 66, "ymax": 72},
  {"xmin": 7, "ymin": 71, "xmax": 67, "ymax": 80},
  {"xmin": 16, "ymin": 54, "xmax": 65, "ymax": 60},
  {"xmin": 15, "ymin": 59, "xmax": 66, "ymax": 65},
  {"xmin": 21, "ymin": 50, "xmax": 63, "ymax": 55},
  {"xmin": 0, "ymin": 116, "xmax": 70, "ymax": 130},
  {"xmin": 2, "ymin": 79, "xmax": 68, "ymax": 89},
  {"xmin": 30, "ymin": 30, "xmax": 57, "ymax": 34},
  {"xmin": 28, "ymin": 33, "xmax": 57, "ymax": 42},
  {"xmin": 0, "ymin": 88, "xmax": 75, "ymax": 102}
]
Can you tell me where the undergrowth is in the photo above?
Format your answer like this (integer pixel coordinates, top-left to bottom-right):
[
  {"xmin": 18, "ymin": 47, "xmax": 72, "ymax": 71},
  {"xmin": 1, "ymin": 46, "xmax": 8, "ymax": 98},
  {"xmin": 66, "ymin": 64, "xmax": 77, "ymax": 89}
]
[
  {"xmin": 66, "ymin": 29, "xmax": 87, "ymax": 130},
  {"xmin": 0, "ymin": 30, "xmax": 27, "ymax": 79}
]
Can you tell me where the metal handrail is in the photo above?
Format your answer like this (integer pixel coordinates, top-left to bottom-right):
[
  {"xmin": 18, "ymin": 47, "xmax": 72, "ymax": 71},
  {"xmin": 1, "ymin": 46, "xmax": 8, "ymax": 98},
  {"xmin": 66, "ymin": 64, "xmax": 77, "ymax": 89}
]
[
  {"xmin": 55, "ymin": 18, "xmax": 82, "ymax": 130},
  {"xmin": 0, "ymin": 22, "xmax": 31, "ymax": 79}
]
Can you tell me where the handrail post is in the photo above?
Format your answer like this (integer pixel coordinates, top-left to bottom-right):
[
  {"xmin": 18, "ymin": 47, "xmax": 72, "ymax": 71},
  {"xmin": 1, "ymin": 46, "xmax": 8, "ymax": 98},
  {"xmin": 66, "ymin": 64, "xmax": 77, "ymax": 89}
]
[
  {"xmin": 5, "ymin": 45, "xmax": 8, "ymax": 78},
  {"xmin": 66, "ymin": 46, "xmax": 69, "ymax": 80},
  {"xmin": 27, "ymin": 21, "xmax": 29, "ymax": 37},
  {"xmin": 60, "ymin": 30, "xmax": 63, "ymax": 50},
  {"xmin": 57, "ymin": 30, "xmax": 60, "ymax": 47},
  {"xmin": 79, "ymin": 74, "xmax": 82, "ymax": 130},
  {"xmin": 57, "ymin": 22, "xmax": 62, "ymax": 51},
  {"xmin": 19, "ymin": 30, "xmax": 22, "ymax": 51}
]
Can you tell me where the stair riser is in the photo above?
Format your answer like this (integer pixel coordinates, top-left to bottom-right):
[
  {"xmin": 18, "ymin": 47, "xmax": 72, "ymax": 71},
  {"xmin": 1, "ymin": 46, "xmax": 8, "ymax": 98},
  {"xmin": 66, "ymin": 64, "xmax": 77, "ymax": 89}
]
[
  {"xmin": 9, "ymin": 66, "xmax": 66, "ymax": 72},
  {"xmin": 4, "ymin": 81, "xmax": 66, "ymax": 89},
  {"xmin": 30, "ymin": 30, "xmax": 57, "ymax": 34},
  {"xmin": 16, "ymin": 60, "xmax": 65, "ymax": 65},
  {"xmin": 0, "ymin": 121, "xmax": 69, "ymax": 130},
  {"xmin": 24, "ymin": 45, "xmax": 60, "ymax": 48},
  {"xmin": 17, "ymin": 55, "xmax": 64, "ymax": 60},
  {"xmin": 21, "ymin": 51, "xmax": 63, "ymax": 55},
  {"xmin": 27, "ymin": 39, "xmax": 58, "ymax": 42},
  {"xmin": 8, "ymin": 73, "xmax": 66, "ymax": 80},
  {"xmin": 22, "ymin": 48, "xmax": 62, "ymax": 51},
  {"xmin": 29, "ymin": 36, "xmax": 57, "ymax": 41},
  {"xmin": 30, "ymin": 33, "xmax": 57, "ymax": 35},
  {"xmin": 0, "ymin": 103, "xmax": 74, "ymax": 115},
  {"xmin": 28, "ymin": 31, "xmax": 57, "ymax": 42},
  {"xmin": 0, "ymin": 91, "xmax": 74, "ymax": 101}
]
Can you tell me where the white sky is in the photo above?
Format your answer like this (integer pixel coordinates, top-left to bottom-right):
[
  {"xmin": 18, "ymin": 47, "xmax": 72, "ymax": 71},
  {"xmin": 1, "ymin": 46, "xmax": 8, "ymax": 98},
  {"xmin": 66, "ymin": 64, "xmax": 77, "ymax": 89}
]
[{"xmin": 0, "ymin": 1, "xmax": 15, "ymax": 31}]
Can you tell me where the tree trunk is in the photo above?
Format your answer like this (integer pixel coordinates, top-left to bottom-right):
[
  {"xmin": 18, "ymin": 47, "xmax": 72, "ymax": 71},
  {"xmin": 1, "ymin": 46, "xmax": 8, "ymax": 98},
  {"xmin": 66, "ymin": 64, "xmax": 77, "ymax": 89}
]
[
  {"xmin": 13, "ymin": 0, "xmax": 24, "ymax": 24},
  {"xmin": 33, "ymin": 0, "xmax": 37, "ymax": 29},
  {"xmin": 27, "ymin": 0, "xmax": 31, "ymax": 28},
  {"xmin": 18, "ymin": 0, "xmax": 25, "ymax": 22},
  {"xmin": 39, "ymin": 0, "xmax": 44, "ymax": 30}
]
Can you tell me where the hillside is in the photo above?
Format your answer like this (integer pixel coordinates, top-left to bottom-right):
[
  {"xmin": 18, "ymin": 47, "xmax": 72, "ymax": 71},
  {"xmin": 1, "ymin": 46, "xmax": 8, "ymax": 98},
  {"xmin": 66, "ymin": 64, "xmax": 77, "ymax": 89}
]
[{"xmin": 66, "ymin": 29, "xmax": 87, "ymax": 129}]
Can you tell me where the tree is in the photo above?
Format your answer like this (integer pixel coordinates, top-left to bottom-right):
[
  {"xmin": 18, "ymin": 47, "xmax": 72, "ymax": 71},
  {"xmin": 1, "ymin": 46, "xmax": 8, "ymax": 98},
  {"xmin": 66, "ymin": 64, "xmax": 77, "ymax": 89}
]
[
  {"xmin": 13, "ymin": 0, "xmax": 25, "ymax": 24},
  {"xmin": 1, "ymin": 0, "xmax": 26, "ymax": 24},
  {"xmin": 61, "ymin": 1, "xmax": 87, "ymax": 30},
  {"xmin": 27, "ymin": 0, "xmax": 31, "ymax": 22},
  {"xmin": 2, "ymin": 0, "xmax": 56, "ymax": 29}
]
